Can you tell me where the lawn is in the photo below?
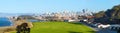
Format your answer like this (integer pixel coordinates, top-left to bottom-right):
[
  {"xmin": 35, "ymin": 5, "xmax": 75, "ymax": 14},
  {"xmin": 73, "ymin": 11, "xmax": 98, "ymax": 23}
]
[{"xmin": 12, "ymin": 21, "xmax": 95, "ymax": 33}]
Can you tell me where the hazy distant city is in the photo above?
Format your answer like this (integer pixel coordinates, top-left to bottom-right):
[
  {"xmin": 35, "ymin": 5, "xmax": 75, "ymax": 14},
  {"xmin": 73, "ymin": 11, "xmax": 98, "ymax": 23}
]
[{"xmin": 0, "ymin": 0, "xmax": 120, "ymax": 33}]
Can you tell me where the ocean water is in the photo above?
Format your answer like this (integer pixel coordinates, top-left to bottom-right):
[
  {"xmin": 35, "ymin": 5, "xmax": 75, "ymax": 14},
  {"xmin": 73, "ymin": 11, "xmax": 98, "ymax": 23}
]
[{"xmin": 0, "ymin": 17, "xmax": 12, "ymax": 27}]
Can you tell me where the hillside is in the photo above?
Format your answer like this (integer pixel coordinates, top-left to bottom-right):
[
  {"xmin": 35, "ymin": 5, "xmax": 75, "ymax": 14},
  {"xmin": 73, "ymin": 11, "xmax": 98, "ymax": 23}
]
[{"xmin": 94, "ymin": 4, "xmax": 120, "ymax": 24}]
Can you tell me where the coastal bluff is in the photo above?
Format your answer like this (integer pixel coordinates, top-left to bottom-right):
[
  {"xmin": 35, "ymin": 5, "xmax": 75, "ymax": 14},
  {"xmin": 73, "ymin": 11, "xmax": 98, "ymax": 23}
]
[{"xmin": 0, "ymin": 19, "xmax": 33, "ymax": 33}]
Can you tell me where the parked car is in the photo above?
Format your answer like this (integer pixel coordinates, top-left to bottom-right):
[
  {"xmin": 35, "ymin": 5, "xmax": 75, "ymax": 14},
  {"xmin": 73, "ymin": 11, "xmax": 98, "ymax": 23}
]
[
  {"xmin": 90, "ymin": 23, "xmax": 100, "ymax": 27},
  {"xmin": 92, "ymin": 23, "xmax": 100, "ymax": 26},
  {"xmin": 97, "ymin": 24, "xmax": 110, "ymax": 29},
  {"xmin": 108, "ymin": 24, "xmax": 120, "ymax": 30}
]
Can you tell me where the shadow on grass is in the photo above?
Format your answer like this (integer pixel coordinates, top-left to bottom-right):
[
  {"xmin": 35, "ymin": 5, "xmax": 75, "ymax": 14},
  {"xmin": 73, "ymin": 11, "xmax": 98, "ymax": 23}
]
[
  {"xmin": 68, "ymin": 22, "xmax": 83, "ymax": 25},
  {"xmin": 68, "ymin": 31, "xmax": 82, "ymax": 33},
  {"xmin": 87, "ymin": 31, "xmax": 96, "ymax": 33}
]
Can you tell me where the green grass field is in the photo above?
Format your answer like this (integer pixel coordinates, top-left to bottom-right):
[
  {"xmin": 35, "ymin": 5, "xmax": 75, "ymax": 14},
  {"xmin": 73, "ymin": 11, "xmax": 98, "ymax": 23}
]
[{"xmin": 12, "ymin": 21, "xmax": 95, "ymax": 33}]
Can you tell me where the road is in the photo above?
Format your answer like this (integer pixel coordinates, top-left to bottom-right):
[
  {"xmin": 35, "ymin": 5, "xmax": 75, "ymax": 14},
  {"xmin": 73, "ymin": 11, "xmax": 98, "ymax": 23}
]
[
  {"xmin": 96, "ymin": 29, "xmax": 117, "ymax": 33},
  {"xmin": 79, "ymin": 22, "xmax": 117, "ymax": 33}
]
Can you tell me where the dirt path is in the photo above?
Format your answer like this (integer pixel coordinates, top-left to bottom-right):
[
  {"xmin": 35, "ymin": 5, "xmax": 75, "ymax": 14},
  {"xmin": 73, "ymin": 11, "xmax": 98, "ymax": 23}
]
[{"xmin": 0, "ymin": 26, "xmax": 13, "ymax": 33}]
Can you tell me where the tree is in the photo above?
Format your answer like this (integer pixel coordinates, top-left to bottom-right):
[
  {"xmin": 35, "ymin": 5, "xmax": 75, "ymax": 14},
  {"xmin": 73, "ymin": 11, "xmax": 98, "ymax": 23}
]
[
  {"xmin": 104, "ymin": 4, "xmax": 120, "ymax": 24},
  {"xmin": 107, "ymin": 5, "xmax": 120, "ymax": 19},
  {"xmin": 93, "ymin": 4, "xmax": 120, "ymax": 24}
]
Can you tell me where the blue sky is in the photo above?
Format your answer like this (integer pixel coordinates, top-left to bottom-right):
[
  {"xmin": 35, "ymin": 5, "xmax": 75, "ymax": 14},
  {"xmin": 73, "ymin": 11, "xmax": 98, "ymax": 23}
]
[{"xmin": 0, "ymin": 0, "xmax": 120, "ymax": 13}]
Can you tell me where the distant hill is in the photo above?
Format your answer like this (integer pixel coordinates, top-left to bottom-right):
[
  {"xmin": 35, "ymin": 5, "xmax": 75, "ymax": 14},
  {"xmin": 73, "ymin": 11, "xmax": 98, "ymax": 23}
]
[{"xmin": 0, "ymin": 13, "xmax": 35, "ymax": 17}]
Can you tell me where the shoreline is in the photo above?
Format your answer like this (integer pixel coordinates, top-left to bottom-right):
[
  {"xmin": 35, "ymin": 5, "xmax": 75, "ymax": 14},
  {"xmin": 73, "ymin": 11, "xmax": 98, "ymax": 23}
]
[
  {"xmin": 0, "ymin": 17, "xmax": 33, "ymax": 33},
  {"xmin": 0, "ymin": 17, "xmax": 16, "ymax": 33},
  {"xmin": 0, "ymin": 17, "xmax": 13, "ymax": 27}
]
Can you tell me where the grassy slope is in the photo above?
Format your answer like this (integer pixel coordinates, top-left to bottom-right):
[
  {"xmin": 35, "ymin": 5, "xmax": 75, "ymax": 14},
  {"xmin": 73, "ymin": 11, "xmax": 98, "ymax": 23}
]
[
  {"xmin": 31, "ymin": 21, "xmax": 95, "ymax": 33},
  {"xmin": 12, "ymin": 21, "xmax": 95, "ymax": 33}
]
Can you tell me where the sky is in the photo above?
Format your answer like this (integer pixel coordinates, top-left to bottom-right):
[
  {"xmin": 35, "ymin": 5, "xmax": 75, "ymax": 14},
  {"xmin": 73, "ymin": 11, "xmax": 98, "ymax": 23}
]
[{"xmin": 0, "ymin": 0, "xmax": 120, "ymax": 13}]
